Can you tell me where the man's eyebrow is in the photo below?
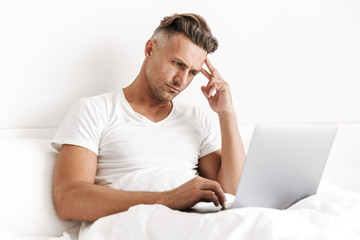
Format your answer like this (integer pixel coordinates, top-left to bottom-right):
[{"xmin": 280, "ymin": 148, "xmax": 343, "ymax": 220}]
[
  {"xmin": 174, "ymin": 58, "xmax": 201, "ymax": 73},
  {"xmin": 173, "ymin": 58, "xmax": 188, "ymax": 67}
]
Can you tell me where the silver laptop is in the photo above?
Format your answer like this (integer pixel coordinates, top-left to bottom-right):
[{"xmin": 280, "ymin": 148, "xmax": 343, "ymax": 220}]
[{"xmin": 191, "ymin": 124, "xmax": 337, "ymax": 212}]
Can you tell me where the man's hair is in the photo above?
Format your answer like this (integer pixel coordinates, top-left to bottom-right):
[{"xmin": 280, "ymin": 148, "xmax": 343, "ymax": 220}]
[{"xmin": 152, "ymin": 13, "xmax": 218, "ymax": 54}]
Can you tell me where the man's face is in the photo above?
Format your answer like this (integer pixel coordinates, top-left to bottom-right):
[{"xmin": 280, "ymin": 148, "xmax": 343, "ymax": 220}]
[{"xmin": 144, "ymin": 33, "xmax": 207, "ymax": 102}]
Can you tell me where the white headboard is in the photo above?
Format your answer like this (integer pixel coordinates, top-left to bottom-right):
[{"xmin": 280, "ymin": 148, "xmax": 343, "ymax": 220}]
[{"xmin": 1, "ymin": 0, "xmax": 360, "ymax": 129}]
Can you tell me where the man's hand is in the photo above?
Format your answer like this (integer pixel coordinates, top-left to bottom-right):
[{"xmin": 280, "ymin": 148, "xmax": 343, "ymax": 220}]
[
  {"xmin": 162, "ymin": 177, "xmax": 226, "ymax": 210},
  {"xmin": 201, "ymin": 58, "xmax": 234, "ymax": 114}
]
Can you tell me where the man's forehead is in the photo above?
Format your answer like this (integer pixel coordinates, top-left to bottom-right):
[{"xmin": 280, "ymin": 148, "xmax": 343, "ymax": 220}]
[
  {"xmin": 173, "ymin": 51, "xmax": 206, "ymax": 71},
  {"xmin": 162, "ymin": 33, "xmax": 207, "ymax": 66}
]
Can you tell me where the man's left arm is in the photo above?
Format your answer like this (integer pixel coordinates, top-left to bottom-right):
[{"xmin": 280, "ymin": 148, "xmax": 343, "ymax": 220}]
[{"xmin": 198, "ymin": 58, "xmax": 246, "ymax": 194}]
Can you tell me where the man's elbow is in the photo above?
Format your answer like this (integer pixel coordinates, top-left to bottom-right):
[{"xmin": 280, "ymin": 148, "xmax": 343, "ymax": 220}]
[
  {"xmin": 218, "ymin": 175, "xmax": 240, "ymax": 195},
  {"xmin": 53, "ymin": 183, "xmax": 86, "ymax": 221},
  {"xmin": 223, "ymin": 185, "xmax": 237, "ymax": 195},
  {"xmin": 53, "ymin": 189, "xmax": 73, "ymax": 221}
]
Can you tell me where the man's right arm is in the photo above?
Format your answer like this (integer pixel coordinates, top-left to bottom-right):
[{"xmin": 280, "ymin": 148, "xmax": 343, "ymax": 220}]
[{"xmin": 52, "ymin": 144, "xmax": 226, "ymax": 222}]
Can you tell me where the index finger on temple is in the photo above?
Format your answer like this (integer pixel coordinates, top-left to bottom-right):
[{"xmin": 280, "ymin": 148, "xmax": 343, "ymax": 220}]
[
  {"xmin": 201, "ymin": 68, "xmax": 212, "ymax": 81},
  {"xmin": 204, "ymin": 58, "xmax": 216, "ymax": 74}
]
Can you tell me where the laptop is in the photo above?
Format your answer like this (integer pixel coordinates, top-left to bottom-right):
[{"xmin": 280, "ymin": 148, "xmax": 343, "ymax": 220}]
[{"xmin": 191, "ymin": 124, "xmax": 337, "ymax": 212}]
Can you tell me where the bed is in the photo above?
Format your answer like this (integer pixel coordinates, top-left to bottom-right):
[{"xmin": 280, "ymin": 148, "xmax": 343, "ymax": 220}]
[{"xmin": 0, "ymin": 125, "xmax": 359, "ymax": 240}]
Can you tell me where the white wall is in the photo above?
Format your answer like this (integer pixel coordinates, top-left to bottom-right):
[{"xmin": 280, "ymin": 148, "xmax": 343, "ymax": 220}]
[
  {"xmin": 1, "ymin": 0, "xmax": 359, "ymax": 128},
  {"xmin": 0, "ymin": 1, "xmax": 359, "ymax": 190}
]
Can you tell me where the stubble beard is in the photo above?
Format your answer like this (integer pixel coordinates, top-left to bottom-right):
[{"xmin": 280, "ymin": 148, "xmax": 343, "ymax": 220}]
[
  {"xmin": 146, "ymin": 79, "xmax": 177, "ymax": 103},
  {"xmin": 145, "ymin": 67, "xmax": 179, "ymax": 102},
  {"xmin": 153, "ymin": 84, "xmax": 179, "ymax": 102}
]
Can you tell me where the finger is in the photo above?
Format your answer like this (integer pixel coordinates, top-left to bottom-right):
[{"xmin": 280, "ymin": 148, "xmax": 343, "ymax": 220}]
[
  {"xmin": 206, "ymin": 85, "xmax": 217, "ymax": 98},
  {"xmin": 204, "ymin": 58, "xmax": 217, "ymax": 75},
  {"xmin": 210, "ymin": 185, "xmax": 226, "ymax": 208},
  {"xmin": 201, "ymin": 68, "xmax": 212, "ymax": 80},
  {"xmin": 199, "ymin": 179, "xmax": 226, "ymax": 208},
  {"xmin": 214, "ymin": 188, "xmax": 226, "ymax": 208},
  {"xmin": 201, "ymin": 86, "xmax": 208, "ymax": 98},
  {"xmin": 201, "ymin": 72, "xmax": 216, "ymax": 98},
  {"xmin": 201, "ymin": 83, "xmax": 215, "ymax": 99},
  {"xmin": 201, "ymin": 86, "xmax": 213, "ymax": 99},
  {"xmin": 201, "ymin": 191, "xmax": 220, "ymax": 207}
]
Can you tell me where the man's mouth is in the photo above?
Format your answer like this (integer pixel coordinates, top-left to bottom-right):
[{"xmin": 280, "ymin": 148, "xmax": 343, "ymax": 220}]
[{"xmin": 166, "ymin": 84, "xmax": 180, "ymax": 93}]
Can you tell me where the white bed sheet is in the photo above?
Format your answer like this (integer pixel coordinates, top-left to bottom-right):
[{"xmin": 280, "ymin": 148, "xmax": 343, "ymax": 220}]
[
  {"xmin": 2, "ymin": 127, "xmax": 359, "ymax": 240},
  {"xmin": 49, "ymin": 182, "xmax": 360, "ymax": 240}
]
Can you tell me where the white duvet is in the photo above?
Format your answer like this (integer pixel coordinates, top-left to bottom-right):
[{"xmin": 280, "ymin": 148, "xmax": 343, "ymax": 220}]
[
  {"xmin": 61, "ymin": 174, "xmax": 360, "ymax": 240},
  {"xmin": 76, "ymin": 191, "xmax": 359, "ymax": 240}
]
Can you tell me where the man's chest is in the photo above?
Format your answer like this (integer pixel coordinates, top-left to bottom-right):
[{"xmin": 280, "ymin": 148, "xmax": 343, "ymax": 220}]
[{"xmin": 97, "ymin": 120, "xmax": 202, "ymax": 165}]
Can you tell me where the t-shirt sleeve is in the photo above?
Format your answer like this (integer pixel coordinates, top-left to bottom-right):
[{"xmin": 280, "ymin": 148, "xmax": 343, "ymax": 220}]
[
  {"xmin": 51, "ymin": 97, "xmax": 106, "ymax": 155},
  {"xmin": 199, "ymin": 110, "xmax": 222, "ymax": 158}
]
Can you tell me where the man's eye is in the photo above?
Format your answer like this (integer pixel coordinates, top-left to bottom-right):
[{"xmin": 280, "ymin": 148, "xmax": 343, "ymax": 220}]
[
  {"xmin": 173, "ymin": 61, "xmax": 182, "ymax": 66},
  {"xmin": 190, "ymin": 71, "xmax": 196, "ymax": 76}
]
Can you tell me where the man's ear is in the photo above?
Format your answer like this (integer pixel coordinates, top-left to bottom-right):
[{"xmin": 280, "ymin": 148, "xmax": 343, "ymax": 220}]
[{"xmin": 145, "ymin": 39, "xmax": 156, "ymax": 58}]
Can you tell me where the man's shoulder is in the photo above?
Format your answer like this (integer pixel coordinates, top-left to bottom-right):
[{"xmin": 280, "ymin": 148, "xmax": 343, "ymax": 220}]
[
  {"xmin": 88, "ymin": 90, "xmax": 121, "ymax": 104},
  {"xmin": 75, "ymin": 90, "xmax": 121, "ymax": 109}
]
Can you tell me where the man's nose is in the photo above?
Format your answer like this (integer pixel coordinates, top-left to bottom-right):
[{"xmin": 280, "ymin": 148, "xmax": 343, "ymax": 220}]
[{"xmin": 174, "ymin": 70, "xmax": 188, "ymax": 87}]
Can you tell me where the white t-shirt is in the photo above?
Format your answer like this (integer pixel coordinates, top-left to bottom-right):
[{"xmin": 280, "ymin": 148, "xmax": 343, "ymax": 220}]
[{"xmin": 51, "ymin": 90, "xmax": 221, "ymax": 187}]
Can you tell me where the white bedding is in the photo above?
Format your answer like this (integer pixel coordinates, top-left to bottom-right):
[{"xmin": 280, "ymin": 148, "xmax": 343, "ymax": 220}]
[
  {"xmin": 1, "ymin": 128, "xmax": 360, "ymax": 240},
  {"xmin": 51, "ymin": 182, "xmax": 359, "ymax": 240}
]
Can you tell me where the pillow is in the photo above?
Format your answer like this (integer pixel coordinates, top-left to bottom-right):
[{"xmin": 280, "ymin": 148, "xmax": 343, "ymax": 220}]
[
  {"xmin": 0, "ymin": 227, "xmax": 21, "ymax": 240},
  {"xmin": 0, "ymin": 138, "xmax": 78, "ymax": 237}
]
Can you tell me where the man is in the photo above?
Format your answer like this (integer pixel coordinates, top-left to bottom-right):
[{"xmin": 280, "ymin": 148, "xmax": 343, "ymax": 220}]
[{"xmin": 51, "ymin": 13, "xmax": 246, "ymax": 223}]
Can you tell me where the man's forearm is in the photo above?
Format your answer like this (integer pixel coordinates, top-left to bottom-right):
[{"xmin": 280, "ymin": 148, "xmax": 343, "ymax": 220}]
[
  {"xmin": 54, "ymin": 177, "xmax": 227, "ymax": 222},
  {"xmin": 217, "ymin": 111, "xmax": 246, "ymax": 194},
  {"xmin": 199, "ymin": 57, "xmax": 246, "ymax": 194},
  {"xmin": 54, "ymin": 181, "xmax": 166, "ymax": 222}
]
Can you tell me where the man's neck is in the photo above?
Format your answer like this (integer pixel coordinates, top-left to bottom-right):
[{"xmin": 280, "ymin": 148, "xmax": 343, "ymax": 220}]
[{"xmin": 123, "ymin": 76, "xmax": 173, "ymax": 123}]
